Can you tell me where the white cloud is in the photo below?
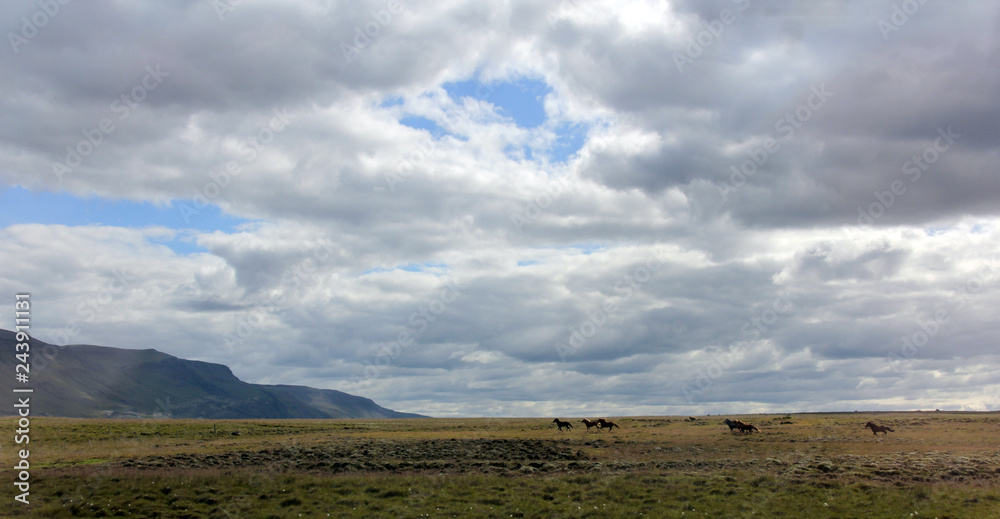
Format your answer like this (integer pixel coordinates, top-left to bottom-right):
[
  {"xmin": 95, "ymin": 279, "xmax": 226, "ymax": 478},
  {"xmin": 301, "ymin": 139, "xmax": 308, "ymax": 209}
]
[{"xmin": 1, "ymin": 0, "xmax": 998, "ymax": 416}]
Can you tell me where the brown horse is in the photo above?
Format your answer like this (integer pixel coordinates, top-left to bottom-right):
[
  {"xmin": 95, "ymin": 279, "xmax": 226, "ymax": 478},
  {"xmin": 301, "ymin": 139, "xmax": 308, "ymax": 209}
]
[
  {"xmin": 865, "ymin": 422, "xmax": 893, "ymax": 437},
  {"xmin": 552, "ymin": 418, "xmax": 573, "ymax": 431},
  {"xmin": 581, "ymin": 419, "xmax": 601, "ymax": 431},
  {"xmin": 736, "ymin": 422, "xmax": 760, "ymax": 434},
  {"xmin": 596, "ymin": 418, "xmax": 620, "ymax": 431},
  {"xmin": 722, "ymin": 418, "xmax": 747, "ymax": 432}
]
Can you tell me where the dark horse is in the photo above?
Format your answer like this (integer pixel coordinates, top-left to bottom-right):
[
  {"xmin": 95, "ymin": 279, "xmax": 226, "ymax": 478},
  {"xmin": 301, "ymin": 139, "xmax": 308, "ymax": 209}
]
[
  {"xmin": 736, "ymin": 422, "xmax": 760, "ymax": 434},
  {"xmin": 553, "ymin": 418, "xmax": 573, "ymax": 431},
  {"xmin": 596, "ymin": 418, "xmax": 620, "ymax": 431},
  {"xmin": 722, "ymin": 418, "xmax": 746, "ymax": 432},
  {"xmin": 581, "ymin": 419, "xmax": 601, "ymax": 431},
  {"xmin": 865, "ymin": 421, "xmax": 894, "ymax": 437}
]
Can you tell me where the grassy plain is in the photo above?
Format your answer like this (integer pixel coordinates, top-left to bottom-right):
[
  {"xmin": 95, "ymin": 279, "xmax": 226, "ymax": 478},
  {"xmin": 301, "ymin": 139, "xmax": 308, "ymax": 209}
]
[{"xmin": 1, "ymin": 412, "xmax": 999, "ymax": 517}]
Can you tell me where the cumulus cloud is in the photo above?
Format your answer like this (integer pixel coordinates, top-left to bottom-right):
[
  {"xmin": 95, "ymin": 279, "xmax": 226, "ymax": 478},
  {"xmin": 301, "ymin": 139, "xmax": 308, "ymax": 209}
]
[{"xmin": 1, "ymin": 0, "xmax": 998, "ymax": 416}]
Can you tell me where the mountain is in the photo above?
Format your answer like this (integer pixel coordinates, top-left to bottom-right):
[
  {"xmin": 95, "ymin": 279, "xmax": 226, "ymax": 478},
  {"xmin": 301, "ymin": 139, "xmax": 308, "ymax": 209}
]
[{"xmin": 0, "ymin": 329, "xmax": 426, "ymax": 419}]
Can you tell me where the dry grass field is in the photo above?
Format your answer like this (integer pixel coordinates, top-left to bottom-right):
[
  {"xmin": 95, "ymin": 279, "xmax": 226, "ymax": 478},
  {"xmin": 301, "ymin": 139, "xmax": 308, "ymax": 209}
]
[{"xmin": 2, "ymin": 412, "xmax": 999, "ymax": 517}]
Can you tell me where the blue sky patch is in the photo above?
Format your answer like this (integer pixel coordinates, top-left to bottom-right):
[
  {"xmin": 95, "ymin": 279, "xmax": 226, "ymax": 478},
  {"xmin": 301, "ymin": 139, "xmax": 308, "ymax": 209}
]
[
  {"xmin": 925, "ymin": 227, "xmax": 948, "ymax": 236},
  {"xmin": 550, "ymin": 122, "xmax": 590, "ymax": 163},
  {"xmin": 400, "ymin": 262, "xmax": 448, "ymax": 273},
  {"xmin": 0, "ymin": 186, "xmax": 250, "ymax": 254},
  {"xmin": 389, "ymin": 75, "xmax": 590, "ymax": 163},
  {"xmin": 399, "ymin": 115, "xmax": 448, "ymax": 138},
  {"xmin": 573, "ymin": 243, "xmax": 606, "ymax": 255},
  {"xmin": 503, "ymin": 144, "xmax": 535, "ymax": 162},
  {"xmin": 379, "ymin": 96, "xmax": 405, "ymax": 108},
  {"xmin": 147, "ymin": 232, "xmax": 210, "ymax": 256},
  {"xmin": 362, "ymin": 262, "xmax": 449, "ymax": 276},
  {"xmin": 537, "ymin": 243, "xmax": 607, "ymax": 256},
  {"xmin": 444, "ymin": 77, "xmax": 551, "ymax": 128}
]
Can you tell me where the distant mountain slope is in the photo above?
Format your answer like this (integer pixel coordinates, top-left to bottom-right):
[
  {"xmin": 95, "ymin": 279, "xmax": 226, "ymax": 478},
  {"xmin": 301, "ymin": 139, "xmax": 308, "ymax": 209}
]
[{"xmin": 0, "ymin": 329, "xmax": 425, "ymax": 419}]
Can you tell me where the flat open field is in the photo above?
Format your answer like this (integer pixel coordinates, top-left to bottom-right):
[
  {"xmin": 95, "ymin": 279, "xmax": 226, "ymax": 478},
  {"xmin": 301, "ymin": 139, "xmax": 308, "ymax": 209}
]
[{"xmin": 2, "ymin": 412, "xmax": 999, "ymax": 518}]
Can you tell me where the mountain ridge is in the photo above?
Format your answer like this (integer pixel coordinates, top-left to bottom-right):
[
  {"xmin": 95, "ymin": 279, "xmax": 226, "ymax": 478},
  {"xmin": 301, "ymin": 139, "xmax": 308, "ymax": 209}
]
[{"xmin": 0, "ymin": 329, "xmax": 426, "ymax": 419}]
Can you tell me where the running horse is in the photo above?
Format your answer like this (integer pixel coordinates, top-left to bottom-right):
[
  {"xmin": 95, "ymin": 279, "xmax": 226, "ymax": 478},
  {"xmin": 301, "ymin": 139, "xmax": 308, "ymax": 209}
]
[
  {"xmin": 552, "ymin": 418, "xmax": 573, "ymax": 431},
  {"xmin": 722, "ymin": 418, "xmax": 746, "ymax": 432},
  {"xmin": 596, "ymin": 418, "xmax": 620, "ymax": 432},
  {"xmin": 864, "ymin": 421, "xmax": 894, "ymax": 437},
  {"xmin": 581, "ymin": 419, "xmax": 601, "ymax": 431},
  {"xmin": 736, "ymin": 422, "xmax": 760, "ymax": 434}
]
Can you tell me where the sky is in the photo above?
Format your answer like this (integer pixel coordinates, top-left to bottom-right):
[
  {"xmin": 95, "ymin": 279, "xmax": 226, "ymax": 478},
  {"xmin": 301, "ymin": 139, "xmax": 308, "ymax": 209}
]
[{"xmin": 1, "ymin": 0, "xmax": 999, "ymax": 418}]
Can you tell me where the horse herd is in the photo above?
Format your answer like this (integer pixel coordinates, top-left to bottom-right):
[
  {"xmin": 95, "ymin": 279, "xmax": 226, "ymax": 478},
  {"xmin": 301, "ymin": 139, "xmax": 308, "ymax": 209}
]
[
  {"xmin": 553, "ymin": 418, "xmax": 897, "ymax": 437},
  {"xmin": 722, "ymin": 418, "xmax": 760, "ymax": 434},
  {"xmin": 552, "ymin": 418, "xmax": 619, "ymax": 432}
]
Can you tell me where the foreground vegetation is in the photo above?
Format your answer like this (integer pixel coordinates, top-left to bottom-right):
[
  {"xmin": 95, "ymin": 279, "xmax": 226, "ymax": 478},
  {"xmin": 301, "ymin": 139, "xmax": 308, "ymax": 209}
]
[{"xmin": 2, "ymin": 412, "xmax": 999, "ymax": 517}]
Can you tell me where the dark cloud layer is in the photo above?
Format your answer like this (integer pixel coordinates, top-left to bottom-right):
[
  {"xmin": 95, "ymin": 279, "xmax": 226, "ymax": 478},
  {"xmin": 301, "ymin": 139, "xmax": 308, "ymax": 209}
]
[{"xmin": 1, "ymin": 0, "xmax": 998, "ymax": 416}]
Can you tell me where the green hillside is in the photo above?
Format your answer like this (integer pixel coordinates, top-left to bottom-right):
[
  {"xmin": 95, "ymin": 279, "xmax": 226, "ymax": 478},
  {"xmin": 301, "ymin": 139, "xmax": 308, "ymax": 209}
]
[{"xmin": 0, "ymin": 329, "xmax": 424, "ymax": 419}]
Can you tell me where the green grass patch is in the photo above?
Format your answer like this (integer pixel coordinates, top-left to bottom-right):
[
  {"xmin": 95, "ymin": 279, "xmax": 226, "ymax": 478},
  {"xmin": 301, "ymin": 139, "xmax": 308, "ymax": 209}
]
[
  {"xmin": 2, "ymin": 413, "xmax": 999, "ymax": 517},
  {"xmin": 4, "ymin": 470, "xmax": 998, "ymax": 518}
]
